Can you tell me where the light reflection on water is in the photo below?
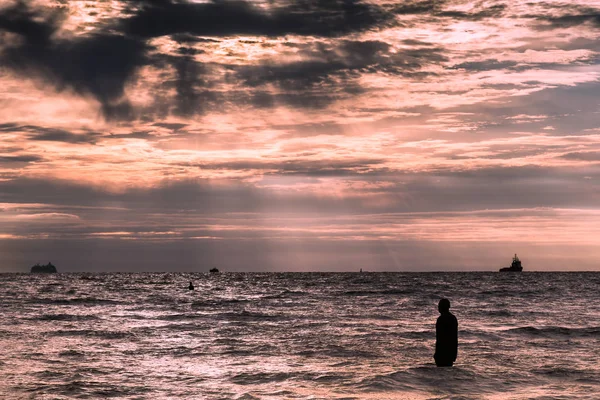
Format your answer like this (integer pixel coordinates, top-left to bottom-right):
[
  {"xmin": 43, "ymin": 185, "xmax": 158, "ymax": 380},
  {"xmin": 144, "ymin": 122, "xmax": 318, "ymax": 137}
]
[{"xmin": 0, "ymin": 272, "xmax": 599, "ymax": 399}]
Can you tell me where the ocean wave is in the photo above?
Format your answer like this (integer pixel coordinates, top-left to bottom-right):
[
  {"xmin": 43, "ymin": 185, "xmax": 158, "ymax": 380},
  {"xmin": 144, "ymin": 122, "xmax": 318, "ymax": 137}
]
[
  {"xmin": 456, "ymin": 329, "xmax": 502, "ymax": 341},
  {"xmin": 58, "ymin": 350, "xmax": 85, "ymax": 357},
  {"xmin": 214, "ymin": 310, "xmax": 288, "ymax": 321},
  {"xmin": 159, "ymin": 313, "xmax": 205, "ymax": 321},
  {"xmin": 230, "ymin": 372, "xmax": 294, "ymax": 385},
  {"xmin": 505, "ymin": 326, "xmax": 600, "ymax": 337},
  {"xmin": 263, "ymin": 289, "xmax": 307, "ymax": 299},
  {"xmin": 50, "ymin": 329, "xmax": 135, "ymax": 339},
  {"xmin": 32, "ymin": 370, "xmax": 67, "ymax": 380},
  {"xmin": 297, "ymin": 345, "xmax": 380, "ymax": 359},
  {"xmin": 2, "ymin": 271, "xmax": 599, "ymax": 399},
  {"xmin": 32, "ymin": 313, "xmax": 100, "ymax": 321},
  {"xmin": 482, "ymin": 309, "xmax": 513, "ymax": 317},
  {"xmin": 395, "ymin": 330, "xmax": 430, "ymax": 339},
  {"xmin": 28, "ymin": 297, "xmax": 123, "ymax": 305},
  {"xmin": 153, "ymin": 322, "xmax": 212, "ymax": 333},
  {"xmin": 345, "ymin": 313, "xmax": 396, "ymax": 320},
  {"xmin": 341, "ymin": 289, "xmax": 412, "ymax": 296},
  {"xmin": 191, "ymin": 298, "xmax": 250, "ymax": 308},
  {"xmin": 356, "ymin": 371, "xmax": 415, "ymax": 391},
  {"xmin": 235, "ymin": 393, "xmax": 261, "ymax": 400},
  {"xmin": 530, "ymin": 366, "xmax": 600, "ymax": 383},
  {"xmin": 532, "ymin": 366, "xmax": 586, "ymax": 376}
]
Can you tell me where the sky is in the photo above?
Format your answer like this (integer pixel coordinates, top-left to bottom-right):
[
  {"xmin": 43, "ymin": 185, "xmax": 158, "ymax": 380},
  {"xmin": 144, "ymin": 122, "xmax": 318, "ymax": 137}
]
[{"xmin": 1, "ymin": 0, "xmax": 600, "ymax": 272}]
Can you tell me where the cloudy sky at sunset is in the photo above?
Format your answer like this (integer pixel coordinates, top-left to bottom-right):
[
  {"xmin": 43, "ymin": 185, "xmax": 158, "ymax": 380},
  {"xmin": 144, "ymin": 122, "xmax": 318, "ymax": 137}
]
[{"xmin": 1, "ymin": 0, "xmax": 600, "ymax": 271}]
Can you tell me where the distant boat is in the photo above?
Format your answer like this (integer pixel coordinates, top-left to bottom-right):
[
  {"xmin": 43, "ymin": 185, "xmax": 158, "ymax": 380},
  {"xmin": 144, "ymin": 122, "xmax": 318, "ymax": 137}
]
[
  {"xmin": 30, "ymin": 262, "xmax": 57, "ymax": 273},
  {"xmin": 499, "ymin": 254, "xmax": 523, "ymax": 272},
  {"xmin": 209, "ymin": 268, "xmax": 219, "ymax": 273}
]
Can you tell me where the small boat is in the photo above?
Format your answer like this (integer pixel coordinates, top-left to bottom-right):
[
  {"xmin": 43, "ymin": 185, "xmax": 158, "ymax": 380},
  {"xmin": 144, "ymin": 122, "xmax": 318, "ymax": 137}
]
[
  {"xmin": 499, "ymin": 254, "xmax": 523, "ymax": 272},
  {"xmin": 30, "ymin": 262, "xmax": 58, "ymax": 273},
  {"xmin": 209, "ymin": 268, "xmax": 219, "ymax": 273}
]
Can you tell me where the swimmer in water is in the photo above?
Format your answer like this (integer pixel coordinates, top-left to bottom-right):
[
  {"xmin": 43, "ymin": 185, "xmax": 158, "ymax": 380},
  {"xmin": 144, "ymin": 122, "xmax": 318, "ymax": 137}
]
[{"xmin": 434, "ymin": 298, "xmax": 458, "ymax": 367}]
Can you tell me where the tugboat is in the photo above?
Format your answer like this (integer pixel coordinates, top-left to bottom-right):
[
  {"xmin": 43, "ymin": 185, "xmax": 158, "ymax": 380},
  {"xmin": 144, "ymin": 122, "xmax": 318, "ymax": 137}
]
[
  {"xmin": 30, "ymin": 262, "xmax": 58, "ymax": 273},
  {"xmin": 499, "ymin": 254, "xmax": 523, "ymax": 272}
]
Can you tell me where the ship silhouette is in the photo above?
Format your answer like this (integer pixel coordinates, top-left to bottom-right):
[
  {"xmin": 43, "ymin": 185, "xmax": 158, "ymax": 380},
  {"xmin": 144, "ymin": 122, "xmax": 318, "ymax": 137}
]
[
  {"xmin": 499, "ymin": 254, "xmax": 523, "ymax": 272},
  {"xmin": 30, "ymin": 262, "xmax": 57, "ymax": 273}
]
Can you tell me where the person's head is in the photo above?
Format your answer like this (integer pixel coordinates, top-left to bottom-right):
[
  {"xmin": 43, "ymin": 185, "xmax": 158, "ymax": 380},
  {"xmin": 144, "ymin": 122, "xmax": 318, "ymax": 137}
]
[{"xmin": 438, "ymin": 298, "xmax": 450, "ymax": 313}]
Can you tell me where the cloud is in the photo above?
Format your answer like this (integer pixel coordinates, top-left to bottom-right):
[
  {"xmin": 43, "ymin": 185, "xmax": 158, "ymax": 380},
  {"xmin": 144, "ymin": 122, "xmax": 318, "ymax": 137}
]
[
  {"xmin": 437, "ymin": 4, "xmax": 506, "ymax": 21},
  {"xmin": 520, "ymin": 3, "xmax": 600, "ymax": 30},
  {"xmin": 560, "ymin": 151, "xmax": 600, "ymax": 161},
  {"xmin": 122, "ymin": 0, "xmax": 393, "ymax": 39},
  {"xmin": 0, "ymin": 155, "xmax": 43, "ymax": 163},
  {"xmin": 534, "ymin": 9, "xmax": 600, "ymax": 30},
  {"xmin": 28, "ymin": 129, "xmax": 100, "ymax": 144},
  {"xmin": 391, "ymin": 1, "xmax": 505, "ymax": 20},
  {"xmin": 230, "ymin": 40, "xmax": 446, "ymax": 109},
  {"xmin": 2, "ymin": 0, "xmax": 600, "ymax": 271},
  {"xmin": 0, "ymin": 1, "xmax": 148, "ymax": 120},
  {"xmin": 238, "ymin": 40, "xmax": 445, "ymax": 87},
  {"xmin": 450, "ymin": 59, "xmax": 519, "ymax": 72},
  {"xmin": 391, "ymin": 0, "xmax": 441, "ymax": 15},
  {"xmin": 1, "ymin": 124, "xmax": 101, "ymax": 144}
]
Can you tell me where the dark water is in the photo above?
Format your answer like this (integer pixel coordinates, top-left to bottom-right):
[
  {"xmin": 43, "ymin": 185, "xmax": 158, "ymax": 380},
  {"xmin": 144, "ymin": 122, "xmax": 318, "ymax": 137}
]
[{"xmin": 0, "ymin": 272, "xmax": 598, "ymax": 399}]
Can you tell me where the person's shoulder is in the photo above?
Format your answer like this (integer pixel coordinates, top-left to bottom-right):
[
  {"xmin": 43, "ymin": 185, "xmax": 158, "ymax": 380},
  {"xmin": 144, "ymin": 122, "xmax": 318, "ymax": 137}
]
[
  {"xmin": 440, "ymin": 312, "xmax": 457, "ymax": 322},
  {"xmin": 450, "ymin": 312, "xmax": 458, "ymax": 323}
]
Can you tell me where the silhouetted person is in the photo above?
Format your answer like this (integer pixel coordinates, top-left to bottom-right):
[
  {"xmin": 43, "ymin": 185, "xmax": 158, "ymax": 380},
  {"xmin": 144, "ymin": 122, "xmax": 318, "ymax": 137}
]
[
  {"xmin": 188, "ymin": 281, "xmax": 194, "ymax": 290},
  {"xmin": 434, "ymin": 298, "xmax": 458, "ymax": 367}
]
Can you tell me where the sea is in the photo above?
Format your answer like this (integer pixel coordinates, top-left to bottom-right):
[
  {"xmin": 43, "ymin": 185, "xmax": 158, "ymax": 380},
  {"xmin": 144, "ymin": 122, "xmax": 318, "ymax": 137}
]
[{"xmin": 0, "ymin": 272, "xmax": 598, "ymax": 400}]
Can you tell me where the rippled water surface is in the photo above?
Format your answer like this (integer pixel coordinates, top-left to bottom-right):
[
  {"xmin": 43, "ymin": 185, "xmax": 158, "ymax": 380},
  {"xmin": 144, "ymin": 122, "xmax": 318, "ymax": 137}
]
[{"xmin": 0, "ymin": 272, "xmax": 599, "ymax": 399}]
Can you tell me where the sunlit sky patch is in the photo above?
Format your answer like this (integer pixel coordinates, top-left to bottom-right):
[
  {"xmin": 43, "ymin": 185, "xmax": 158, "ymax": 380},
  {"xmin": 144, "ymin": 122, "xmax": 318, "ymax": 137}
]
[{"xmin": 1, "ymin": 0, "xmax": 600, "ymax": 271}]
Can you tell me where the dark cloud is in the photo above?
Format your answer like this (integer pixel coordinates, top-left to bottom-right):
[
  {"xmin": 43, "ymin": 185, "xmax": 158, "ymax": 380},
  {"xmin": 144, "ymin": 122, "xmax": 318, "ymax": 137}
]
[
  {"xmin": 394, "ymin": 165, "xmax": 600, "ymax": 212},
  {"xmin": 1, "ymin": 123, "xmax": 102, "ymax": 143},
  {"xmin": 3, "ymin": 162, "xmax": 600, "ymax": 217},
  {"xmin": 401, "ymin": 39, "xmax": 435, "ymax": 46},
  {"xmin": 0, "ymin": 123, "xmax": 19, "ymax": 131},
  {"xmin": 0, "ymin": 0, "xmax": 442, "ymax": 118},
  {"xmin": 170, "ymin": 34, "xmax": 221, "ymax": 44},
  {"xmin": 30, "ymin": 131, "xmax": 99, "ymax": 144},
  {"xmin": 391, "ymin": 1, "xmax": 505, "ymax": 20},
  {"xmin": 117, "ymin": 0, "xmax": 397, "ymax": 115},
  {"xmin": 450, "ymin": 59, "xmax": 519, "ymax": 71},
  {"xmin": 469, "ymin": 81, "xmax": 600, "ymax": 136},
  {"xmin": 254, "ymin": 91, "xmax": 339, "ymax": 109},
  {"xmin": 527, "ymin": 5, "xmax": 600, "ymax": 30},
  {"xmin": 106, "ymin": 131, "xmax": 153, "ymax": 139},
  {"xmin": 6, "ymin": 125, "xmax": 101, "ymax": 144},
  {"xmin": 437, "ymin": 4, "xmax": 506, "ymax": 21},
  {"xmin": 0, "ymin": 155, "xmax": 43, "ymax": 163},
  {"xmin": 0, "ymin": 2, "xmax": 149, "ymax": 120},
  {"xmin": 152, "ymin": 122, "xmax": 188, "ymax": 131},
  {"xmin": 122, "ymin": 0, "xmax": 393, "ymax": 39},
  {"xmin": 235, "ymin": 40, "xmax": 446, "ymax": 98},
  {"xmin": 171, "ymin": 53, "xmax": 213, "ymax": 116},
  {"xmin": 560, "ymin": 152, "xmax": 600, "ymax": 161},
  {"xmin": 391, "ymin": 0, "xmax": 441, "ymax": 15},
  {"xmin": 178, "ymin": 158, "xmax": 385, "ymax": 177},
  {"xmin": 555, "ymin": 36, "xmax": 600, "ymax": 52},
  {"xmin": 542, "ymin": 13, "xmax": 600, "ymax": 29}
]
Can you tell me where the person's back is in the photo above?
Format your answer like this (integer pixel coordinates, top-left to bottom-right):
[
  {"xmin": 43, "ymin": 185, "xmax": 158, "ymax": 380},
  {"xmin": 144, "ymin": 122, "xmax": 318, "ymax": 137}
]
[{"xmin": 434, "ymin": 298, "xmax": 458, "ymax": 367}]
